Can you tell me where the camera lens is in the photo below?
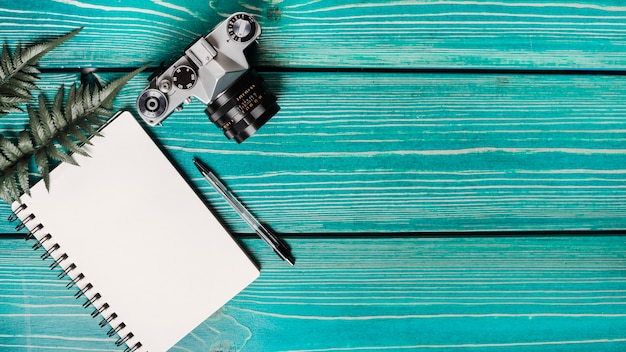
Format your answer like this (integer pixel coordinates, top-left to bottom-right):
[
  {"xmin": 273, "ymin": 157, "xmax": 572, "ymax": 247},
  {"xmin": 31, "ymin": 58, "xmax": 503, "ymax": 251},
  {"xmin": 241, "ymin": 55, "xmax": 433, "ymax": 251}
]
[{"xmin": 205, "ymin": 69, "xmax": 279, "ymax": 143}]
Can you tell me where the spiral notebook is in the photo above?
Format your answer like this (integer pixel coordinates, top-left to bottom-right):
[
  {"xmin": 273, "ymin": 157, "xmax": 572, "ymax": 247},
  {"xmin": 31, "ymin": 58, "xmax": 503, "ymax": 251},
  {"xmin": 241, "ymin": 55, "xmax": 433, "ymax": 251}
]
[{"xmin": 10, "ymin": 111, "xmax": 260, "ymax": 351}]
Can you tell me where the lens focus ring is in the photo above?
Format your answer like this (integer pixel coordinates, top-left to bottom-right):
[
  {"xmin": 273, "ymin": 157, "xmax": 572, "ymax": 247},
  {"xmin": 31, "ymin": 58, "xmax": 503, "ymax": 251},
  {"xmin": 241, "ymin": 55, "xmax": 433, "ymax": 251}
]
[{"xmin": 205, "ymin": 70, "xmax": 279, "ymax": 143}]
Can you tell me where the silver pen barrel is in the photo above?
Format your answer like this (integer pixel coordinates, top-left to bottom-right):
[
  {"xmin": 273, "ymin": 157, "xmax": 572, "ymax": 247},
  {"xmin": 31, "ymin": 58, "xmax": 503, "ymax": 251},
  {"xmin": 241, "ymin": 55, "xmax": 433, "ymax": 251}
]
[{"xmin": 193, "ymin": 158, "xmax": 295, "ymax": 265}]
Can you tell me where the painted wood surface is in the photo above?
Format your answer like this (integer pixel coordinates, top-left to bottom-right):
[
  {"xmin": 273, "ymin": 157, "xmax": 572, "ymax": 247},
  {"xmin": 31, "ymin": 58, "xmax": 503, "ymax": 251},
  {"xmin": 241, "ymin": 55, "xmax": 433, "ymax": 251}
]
[
  {"xmin": 2, "ymin": 236, "xmax": 626, "ymax": 351},
  {"xmin": 0, "ymin": 72, "xmax": 624, "ymax": 233},
  {"xmin": 0, "ymin": 0, "xmax": 625, "ymax": 351},
  {"xmin": 0, "ymin": 0, "xmax": 625, "ymax": 69}
]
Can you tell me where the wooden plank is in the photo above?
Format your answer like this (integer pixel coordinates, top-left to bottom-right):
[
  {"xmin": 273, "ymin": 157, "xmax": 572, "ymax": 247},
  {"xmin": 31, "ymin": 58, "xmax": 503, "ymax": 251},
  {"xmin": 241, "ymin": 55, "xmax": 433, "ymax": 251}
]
[
  {"xmin": 1, "ymin": 236, "xmax": 626, "ymax": 351},
  {"xmin": 0, "ymin": 71, "xmax": 624, "ymax": 233},
  {"xmin": 0, "ymin": 1, "xmax": 625, "ymax": 70}
]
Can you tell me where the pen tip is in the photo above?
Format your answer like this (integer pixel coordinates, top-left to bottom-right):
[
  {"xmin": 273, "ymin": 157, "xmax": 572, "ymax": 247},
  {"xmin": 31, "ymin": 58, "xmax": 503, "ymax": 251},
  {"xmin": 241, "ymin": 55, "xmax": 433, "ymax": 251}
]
[
  {"xmin": 193, "ymin": 158, "xmax": 208, "ymax": 172},
  {"xmin": 285, "ymin": 255, "xmax": 296, "ymax": 266}
]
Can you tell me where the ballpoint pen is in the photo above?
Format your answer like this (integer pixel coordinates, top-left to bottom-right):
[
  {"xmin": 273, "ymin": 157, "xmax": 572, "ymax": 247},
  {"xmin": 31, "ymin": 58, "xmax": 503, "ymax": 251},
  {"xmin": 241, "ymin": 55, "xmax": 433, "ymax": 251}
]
[{"xmin": 193, "ymin": 158, "xmax": 295, "ymax": 266}]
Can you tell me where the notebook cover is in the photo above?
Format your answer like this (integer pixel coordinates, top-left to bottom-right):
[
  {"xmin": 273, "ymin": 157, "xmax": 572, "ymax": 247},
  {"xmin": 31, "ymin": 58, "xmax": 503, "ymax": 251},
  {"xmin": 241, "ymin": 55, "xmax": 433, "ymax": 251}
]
[{"xmin": 13, "ymin": 110, "xmax": 260, "ymax": 351}]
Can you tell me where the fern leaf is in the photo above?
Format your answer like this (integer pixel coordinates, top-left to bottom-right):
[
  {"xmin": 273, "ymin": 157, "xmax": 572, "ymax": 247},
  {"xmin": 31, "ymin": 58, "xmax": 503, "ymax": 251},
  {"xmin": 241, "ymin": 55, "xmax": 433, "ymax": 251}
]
[
  {"xmin": 0, "ymin": 177, "xmax": 13, "ymax": 204},
  {"xmin": 0, "ymin": 135, "xmax": 21, "ymax": 162},
  {"xmin": 85, "ymin": 112, "xmax": 103, "ymax": 124},
  {"xmin": 76, "ymin": 118, "xmax": 99, "ymax": 137},
  {"xmin": 57, "ymin": 133, "xmax": 89, "ymax": 157},
  {"xmin": 65, "ymin": 83, "xmax": 76, "ymax": 117},
  {"xmin": 79, "ymin": 83, "xmax": 92, "ymax": 110},
  {"xmin": 0, "ymin": 84, "xmax": 31, "ymax": 99},
  {"xmin": 19, "ymin": 28, "xmax": 82, "ymax": 69},
  {"xmin": 34, "ymin": 149, "xmax": 50, "ymax": 190},
  {"xmin": 17, "ymin": 131, "xmax": 34, "ymax": 154},
  {"xmin": 12, "ymin": 72, "xmax": 38, "ymax": 91},
  {"xmin": 1, "ymin": 44, "xmax": 12, "ymax": 75},
  {"xmin": 66, "ymin": 124, "xmax": 92, "ymax": 146},
  {"xmin": 21, "ymin": 64, "xmax": 40, "ymax": 75},
  {"xmin": 0, "ymin": 106, "xmax": 21, "ymax": 115},
  {"xmin": 46, "ymin": 144, "xmax": 77, "ymax": 165},
  {"xmin": 12, "ymin": 43, "xmax": 22, "ymax": 68},
  {"xmin": 0, "ymin": 58, "xmax": 5, "ymax": 81},
  {"xmin": 0, "ymin": 95, "xmax": 26, "ymax": 105},
  {"xmin": 37, "ymin": 94, "xmax": 53, "ymax": 131},
  {"xmin": 51, "ymin": 87, "xmax": 67, "ymax": 129},
  {"xmin": 27, "ymin": 105, "xmax": 44, "ymax": 145},
  {"xmin": 0, "ymin": 176, "xmax": 14, "ymax": 203},
  {"xmin": 1, "ymin": 169, "xmax": 20, "ymax": 202},
  {"xmin": 0, "ymin": 28, "xmax": 82, "ymax": 116},
  {"xmin": 38, "ymin": 95, "xmax": 57, "ymax": 138},
  {"xmin": 16, "ymin": 159, "xmax": 30, "ymax": 196},
  {"xmin": 92, "ymin": 106, "xmax": 111, "ymax": 117},
  {"xmin": 0, "ymin": 151, "xmax": 10, "ymax": 170}
]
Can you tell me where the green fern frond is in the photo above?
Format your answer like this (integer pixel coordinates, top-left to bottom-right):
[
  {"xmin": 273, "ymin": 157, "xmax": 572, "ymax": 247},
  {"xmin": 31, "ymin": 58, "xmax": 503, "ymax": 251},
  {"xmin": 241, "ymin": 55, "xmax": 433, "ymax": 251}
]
[
  {"xmin": 0, "ymin": 28, "xmax": 82, "ymax": 116},
  {"xmin": 0, "ymin": 65, "xmax": 147, "ymax": 203},
  {"xmin": 0, "ymin": 135, "xmax": 20, "ymax": 162}
]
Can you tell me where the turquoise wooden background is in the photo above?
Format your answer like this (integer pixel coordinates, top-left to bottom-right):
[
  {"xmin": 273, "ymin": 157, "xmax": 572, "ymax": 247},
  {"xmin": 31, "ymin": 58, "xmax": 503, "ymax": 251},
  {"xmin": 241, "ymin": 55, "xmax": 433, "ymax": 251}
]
[
  {"xmin": 3, "ymin": 236, "xmax": 626, "ymax": 351},
  {"xmin": 0, "ymin": 0, "xmax": 625, "ymax": 351}
]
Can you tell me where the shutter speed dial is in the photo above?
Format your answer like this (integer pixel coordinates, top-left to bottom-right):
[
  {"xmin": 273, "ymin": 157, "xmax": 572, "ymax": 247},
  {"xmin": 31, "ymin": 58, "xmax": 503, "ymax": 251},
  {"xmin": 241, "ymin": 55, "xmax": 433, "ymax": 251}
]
[
  {"xmin": 227, "ymin": 13, "xmax": 257, "ymax": 42},
  {"xmin": 172, "ymin": 65, "xmax": 197, "ymax": 90}
]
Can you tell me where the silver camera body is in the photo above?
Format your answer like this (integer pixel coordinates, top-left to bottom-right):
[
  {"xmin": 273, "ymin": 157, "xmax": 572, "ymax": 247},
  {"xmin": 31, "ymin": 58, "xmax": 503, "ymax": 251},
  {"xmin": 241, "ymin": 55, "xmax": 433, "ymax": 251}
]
[{"xmin": 137, "ymin": 12, "xmax": 279, "ymax": 142}]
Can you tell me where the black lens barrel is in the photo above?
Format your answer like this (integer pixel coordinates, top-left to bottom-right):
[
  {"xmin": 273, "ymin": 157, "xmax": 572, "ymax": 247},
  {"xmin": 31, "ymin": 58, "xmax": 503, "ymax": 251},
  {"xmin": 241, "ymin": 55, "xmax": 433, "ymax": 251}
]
[{"xmin": 205, "ymin": 69, "xmax": 279, "ymax": 143}]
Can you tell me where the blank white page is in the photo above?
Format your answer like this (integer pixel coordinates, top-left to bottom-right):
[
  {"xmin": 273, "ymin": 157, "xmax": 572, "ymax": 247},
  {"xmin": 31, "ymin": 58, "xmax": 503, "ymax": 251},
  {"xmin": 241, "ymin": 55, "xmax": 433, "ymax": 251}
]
[{"xmin": 13, "ymin": 111, "xmax": 259, "ymax": 351}]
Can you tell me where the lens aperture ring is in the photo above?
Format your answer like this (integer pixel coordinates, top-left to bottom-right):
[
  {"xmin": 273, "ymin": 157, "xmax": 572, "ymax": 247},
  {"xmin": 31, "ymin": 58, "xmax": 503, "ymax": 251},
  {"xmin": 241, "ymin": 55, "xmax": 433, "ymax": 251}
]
[{"xmin": 224, "ymin": 100, "xmax": 279, "ymax": 141}]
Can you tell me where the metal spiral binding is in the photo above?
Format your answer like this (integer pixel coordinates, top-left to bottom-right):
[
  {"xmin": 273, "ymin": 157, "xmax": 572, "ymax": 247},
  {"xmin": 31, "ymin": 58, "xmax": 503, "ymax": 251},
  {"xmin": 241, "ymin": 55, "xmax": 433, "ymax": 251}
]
[
  {"xmin": 8, "ymin": 203, "xmax": 27, "ymax": 222},
  {"xmin": 8, "ymin": 209, "xmax": 143, "ymax": 352}
]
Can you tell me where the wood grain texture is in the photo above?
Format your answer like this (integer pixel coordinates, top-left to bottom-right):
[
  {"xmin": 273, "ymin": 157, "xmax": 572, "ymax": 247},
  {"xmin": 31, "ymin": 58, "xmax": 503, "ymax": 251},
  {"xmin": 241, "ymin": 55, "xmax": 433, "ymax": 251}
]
[
  {"xmin": 0, "ymin": 0, "xmax": 625, "ymax": 69},
  {"xmin": 0, "ymin": 72, "xmax": 624, "ymax": 233},
  {"xmin": 2, "ymin": 236, "xmax": 626, "ymax": 351},
  {"xmin": 0, "ymin": 1, "xmax": 624, "ymax": 351}
]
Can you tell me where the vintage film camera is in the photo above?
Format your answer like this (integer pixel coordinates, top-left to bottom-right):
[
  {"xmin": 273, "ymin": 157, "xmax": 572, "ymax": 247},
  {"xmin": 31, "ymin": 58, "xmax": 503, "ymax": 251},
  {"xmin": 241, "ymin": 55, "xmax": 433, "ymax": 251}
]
[{"xmin": 136, "ymin": 12, "xmax": 279, "ymax": 143}]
